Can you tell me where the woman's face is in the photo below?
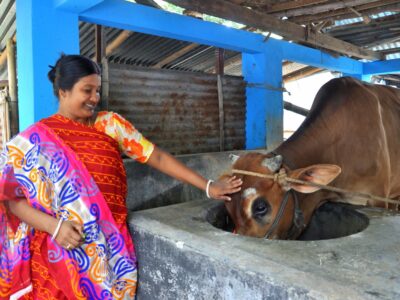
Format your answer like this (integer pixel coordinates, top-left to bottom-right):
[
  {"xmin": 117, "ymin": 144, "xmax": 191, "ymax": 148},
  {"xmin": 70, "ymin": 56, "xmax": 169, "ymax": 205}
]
[{"xmin": 58, "ymin": 74, "xmax": 101, "ymax": 124}]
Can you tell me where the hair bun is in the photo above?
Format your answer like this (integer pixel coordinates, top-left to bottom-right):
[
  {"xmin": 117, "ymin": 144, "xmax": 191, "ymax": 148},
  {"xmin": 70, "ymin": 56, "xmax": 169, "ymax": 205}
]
[{"xmin": 48, "ymin": 65, "xmax": 56, "ymax": 83}]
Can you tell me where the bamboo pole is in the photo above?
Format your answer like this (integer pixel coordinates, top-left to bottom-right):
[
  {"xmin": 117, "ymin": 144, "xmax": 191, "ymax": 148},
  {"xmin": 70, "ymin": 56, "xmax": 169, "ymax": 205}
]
[
  {"xmin": 0, "ymin": 35, "xmax": 16, "ymax": 68},
  {"xmin": 6, "ymin": 38, "xmax": 18, "ymax": 137},
  {"xmin": 216, "ymin": 48, "xmax": 225, "ymax": 152},
  {"xmin": 105, "ymin": 30, "xmax": 133, "ymax": 56}
]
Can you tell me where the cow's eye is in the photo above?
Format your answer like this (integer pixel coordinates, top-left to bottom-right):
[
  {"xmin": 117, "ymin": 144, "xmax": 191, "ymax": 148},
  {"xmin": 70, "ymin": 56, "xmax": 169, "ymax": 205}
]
[{"xmin": 252, "ymin": 197, "xmax": 270, "ymax": 218}]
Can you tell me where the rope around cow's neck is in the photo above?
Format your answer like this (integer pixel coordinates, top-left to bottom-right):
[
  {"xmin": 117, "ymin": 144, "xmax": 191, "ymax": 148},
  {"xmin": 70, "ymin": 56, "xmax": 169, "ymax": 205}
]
[{"xmin": 231, "ymin": 168, "xmax": 400, "ymax": 205}]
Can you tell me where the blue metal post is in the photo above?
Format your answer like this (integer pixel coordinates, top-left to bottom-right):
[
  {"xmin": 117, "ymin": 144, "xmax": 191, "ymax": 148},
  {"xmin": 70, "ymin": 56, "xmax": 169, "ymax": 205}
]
[
  {"xmin": 15, "ymin": 0, "xmax": 80, "ymax": 131},
  {"xmin": 242, "ymin": 41, "xmax": 283, "ymax": 150},
  {"xmin": 342, "ymin": 73, "xmax": 372, "ymax": 82}
]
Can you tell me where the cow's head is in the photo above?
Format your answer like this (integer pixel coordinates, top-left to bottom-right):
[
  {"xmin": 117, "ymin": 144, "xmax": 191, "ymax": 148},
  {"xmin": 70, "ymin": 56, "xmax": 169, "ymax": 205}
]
[{"xmin": 224, "ymin": 153, "xmax": 341, "ymax": 239}]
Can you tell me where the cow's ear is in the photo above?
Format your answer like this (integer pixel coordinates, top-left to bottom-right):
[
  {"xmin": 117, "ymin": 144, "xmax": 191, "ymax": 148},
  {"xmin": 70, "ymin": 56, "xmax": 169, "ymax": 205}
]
[{"xmin": 288, "ymin": 164, "xmax": 341, "ymax": 193}]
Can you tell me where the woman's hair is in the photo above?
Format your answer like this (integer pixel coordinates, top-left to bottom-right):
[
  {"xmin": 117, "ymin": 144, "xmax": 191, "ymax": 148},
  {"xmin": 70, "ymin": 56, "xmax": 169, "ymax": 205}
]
[{"xmin": 48, "ymin": 54, "xmax": 101, "ymax": 97}]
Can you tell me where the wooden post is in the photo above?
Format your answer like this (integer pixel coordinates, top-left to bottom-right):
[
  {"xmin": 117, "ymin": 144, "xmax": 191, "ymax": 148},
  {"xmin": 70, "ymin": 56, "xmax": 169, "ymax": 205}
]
[
  {"xmin": 216, "ymin": 48, "xmax": 225, "ymax": 152},
  {"xmin": 101, "ymin": 57, "xmax": 109, "ymax": 111},
  {"xmin": 96, "ymin": 25, "xmax": 108, "ymax": 110},
  {"xmin": 106, "ymin": 30, "xmax": 132, "ymax": 56},
  {"xmin": 95, "ymin": 24, "xmax": 105, "ymax": 64},
  {"xmin": 6, "ymin": 38, "xmax": 18, "ymax": 137}
]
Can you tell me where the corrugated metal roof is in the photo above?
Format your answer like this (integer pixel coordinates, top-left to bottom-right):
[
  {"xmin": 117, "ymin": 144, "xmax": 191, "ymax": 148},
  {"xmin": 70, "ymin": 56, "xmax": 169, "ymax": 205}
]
[
  {"xmin": 79, "ymin": 22, "xmax": 241, "ymax": 75},
  {"xmin": 387, "ymin": 53, "xmax": 400, "ymax": 60},
  {"xmin": 333, "ymin": 11, "xmax": 397, "ymax": 26},
  {"xmin": 0, "ymin": 0, "xmax": 15, "ymax": 51},
  {"xmin": 0, "ymin": 0, "xmax": 16, "ymax": 80}
]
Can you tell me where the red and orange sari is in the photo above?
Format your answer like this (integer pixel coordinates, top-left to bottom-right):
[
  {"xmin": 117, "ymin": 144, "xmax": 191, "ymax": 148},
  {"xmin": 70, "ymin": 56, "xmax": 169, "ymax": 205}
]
[{"xmin": 0, "ymin": 112, "xmax": 153, "ymax": 299}]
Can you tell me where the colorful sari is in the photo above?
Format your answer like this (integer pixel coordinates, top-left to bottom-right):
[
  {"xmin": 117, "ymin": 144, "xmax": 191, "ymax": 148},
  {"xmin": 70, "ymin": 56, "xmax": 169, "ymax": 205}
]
[{"xmin": 0, "ymin": 112, "xmax": 154, "ymax": 299}]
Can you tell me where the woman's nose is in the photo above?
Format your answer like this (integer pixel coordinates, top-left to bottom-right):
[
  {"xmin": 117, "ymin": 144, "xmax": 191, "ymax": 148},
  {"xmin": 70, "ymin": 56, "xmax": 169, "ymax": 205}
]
[{"xmin": 91, "ymin": 91, "xmax": 100, "ymax": 102}]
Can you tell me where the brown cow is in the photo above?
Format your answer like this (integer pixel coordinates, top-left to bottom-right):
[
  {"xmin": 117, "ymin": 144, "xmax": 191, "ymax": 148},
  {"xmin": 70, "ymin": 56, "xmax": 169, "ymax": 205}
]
[{"xmin": 225, "ymin": 77, "xmax": 400, "ymax": 239}]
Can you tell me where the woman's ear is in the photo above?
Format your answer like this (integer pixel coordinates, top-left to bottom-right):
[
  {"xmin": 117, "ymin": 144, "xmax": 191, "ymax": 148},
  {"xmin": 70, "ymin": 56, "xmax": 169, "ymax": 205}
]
[
  {"xmin": 288, "ymin": 164, "xmax": 341, "ymax": 193},
  {"xmin": 58, "ymin": 89, "xmax": 67, "ymax": 100}
]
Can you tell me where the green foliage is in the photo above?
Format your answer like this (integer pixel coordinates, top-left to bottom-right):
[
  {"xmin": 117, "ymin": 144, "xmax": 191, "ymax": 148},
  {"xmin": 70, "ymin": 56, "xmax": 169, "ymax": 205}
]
[
  {"xmin": 154, "ymin": 0, "xmax": 184, "ymax": 14},
  {"xmin": 154, "ymin": 0, "xmax": 244, "ymax": 29}
]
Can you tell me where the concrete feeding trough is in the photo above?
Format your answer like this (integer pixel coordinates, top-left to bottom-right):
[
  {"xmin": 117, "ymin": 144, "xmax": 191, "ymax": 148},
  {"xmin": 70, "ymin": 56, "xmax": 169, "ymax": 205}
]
[
  {"xmin": 125, "ymin": 152, "xmax": 400, "ymax": 299},
  {"xmin": 209, "ymin": 201, "xmax": 370, "ymax": 241}
]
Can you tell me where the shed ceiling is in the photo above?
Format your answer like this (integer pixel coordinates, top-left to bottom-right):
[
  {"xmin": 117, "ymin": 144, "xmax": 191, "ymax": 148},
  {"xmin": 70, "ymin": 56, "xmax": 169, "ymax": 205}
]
[{"xmin": 0, "ymin": 0, "xmax": 399, "ymax": 86}]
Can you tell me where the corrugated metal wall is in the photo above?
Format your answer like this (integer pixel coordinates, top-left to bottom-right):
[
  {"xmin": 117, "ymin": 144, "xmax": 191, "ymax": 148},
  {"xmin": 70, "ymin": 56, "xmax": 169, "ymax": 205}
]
[{"xmin": 107, "ymin": 63, "xmax": 246, "ymax": 154}]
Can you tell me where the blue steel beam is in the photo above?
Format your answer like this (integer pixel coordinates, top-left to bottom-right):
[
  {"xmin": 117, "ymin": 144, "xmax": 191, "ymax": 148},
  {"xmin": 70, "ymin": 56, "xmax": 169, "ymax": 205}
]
[
  {"xmin": 54, "ymin": 0, "xmax": 105, "ymax": 13},
  {"xmin": 363, "ymin": 59, "xmax": 400, "ymax": 75},
  {"xmin": 79, "ymin": 0, "xmax": 265, "ymax": 53},
  {"xmin": 80, "ymin": 1, "xmax": 365, "ymax": 74},
  {"xmin": 342, "ymin": 73, "xmax": 372, "ymax": 82},
  {"xmin": 277, "ymin": 39, "xmax": 363, "ymax": 74}
]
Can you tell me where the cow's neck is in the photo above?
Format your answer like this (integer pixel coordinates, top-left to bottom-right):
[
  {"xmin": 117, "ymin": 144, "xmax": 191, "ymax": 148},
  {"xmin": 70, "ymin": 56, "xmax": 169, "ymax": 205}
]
[
  {"xmin": 274, "ymin": 126, "xmax": 332, "ymax": 169},
  {"xmin": 273, "ymin": 123, "xmax": 340, "ymax": 230}
]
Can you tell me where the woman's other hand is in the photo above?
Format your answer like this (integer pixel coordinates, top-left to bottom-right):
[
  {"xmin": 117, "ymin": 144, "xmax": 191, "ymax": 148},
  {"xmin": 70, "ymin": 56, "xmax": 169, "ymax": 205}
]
[
  {"xmin": 209, "ymin": 176, "xmax": 242, "ymax": 201},
  {"xmin": 54, "ymin": 220, "xmax": 85, "ymax": 250}
]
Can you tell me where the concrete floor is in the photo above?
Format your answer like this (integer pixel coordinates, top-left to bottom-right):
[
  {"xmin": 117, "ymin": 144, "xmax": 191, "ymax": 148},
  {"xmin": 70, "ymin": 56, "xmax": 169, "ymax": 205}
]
[{"xmin": 129, "ymin": 200, "xmax": 400, "ymax": 300}]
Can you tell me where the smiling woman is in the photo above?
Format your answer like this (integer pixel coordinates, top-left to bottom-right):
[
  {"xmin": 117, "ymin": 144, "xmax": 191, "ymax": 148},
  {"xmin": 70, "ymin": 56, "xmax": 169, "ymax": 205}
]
[
  {"xmin": 0, "ymin": 54, "xmax": 242, "ymax": 299},
  {"xmin": 58, "ymin": 74, "xmax": 101, "ymax": 123},
  {"xmin": 49, "ymin": 55, "xmax": 102, "ymax": 124}
]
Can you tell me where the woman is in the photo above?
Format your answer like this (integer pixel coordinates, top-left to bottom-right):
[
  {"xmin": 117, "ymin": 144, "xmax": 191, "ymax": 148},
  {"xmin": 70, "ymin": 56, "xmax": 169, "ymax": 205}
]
[{"xmin": 0, "ymin": 54, "xmax": 241, "ymax": 299}]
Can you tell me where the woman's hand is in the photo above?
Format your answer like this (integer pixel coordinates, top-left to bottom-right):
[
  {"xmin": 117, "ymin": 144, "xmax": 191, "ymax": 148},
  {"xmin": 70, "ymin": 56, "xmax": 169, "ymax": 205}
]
[
  {"xmin": 53, "ymin": 221, "xmax": 85, "ymax": 250},
  {"xmin": 208, "ymin": 176, "xmax": 242, "ymax": 201}
]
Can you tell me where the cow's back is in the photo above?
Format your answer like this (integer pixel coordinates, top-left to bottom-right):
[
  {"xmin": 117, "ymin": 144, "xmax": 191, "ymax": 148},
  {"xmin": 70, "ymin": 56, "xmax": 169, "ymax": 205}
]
[{"xmin": 278, "ymin": 77, "xmax": 400, "ymax": 207}]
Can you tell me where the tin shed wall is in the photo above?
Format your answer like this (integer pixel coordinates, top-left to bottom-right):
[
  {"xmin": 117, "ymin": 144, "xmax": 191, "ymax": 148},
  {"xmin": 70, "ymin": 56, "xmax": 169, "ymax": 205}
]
[{"xmin": 107, "ymin": 63, "xmax": 245, "ymax": 154}]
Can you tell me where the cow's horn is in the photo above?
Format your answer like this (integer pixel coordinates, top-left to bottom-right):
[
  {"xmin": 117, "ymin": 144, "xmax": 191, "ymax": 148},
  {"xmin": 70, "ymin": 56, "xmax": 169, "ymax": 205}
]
[
  {"xmin": 261, "ymin": 155, "xmax": 283, "ymax": 173},
  {"xmin": 229, "ymin": 154, "xmax": 240, "ymax": 163}
]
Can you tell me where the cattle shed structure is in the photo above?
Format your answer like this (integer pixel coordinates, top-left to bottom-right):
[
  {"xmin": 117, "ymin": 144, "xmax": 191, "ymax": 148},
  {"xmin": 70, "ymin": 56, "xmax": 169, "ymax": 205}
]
[
  {"xmin": 1, "ymin": 0, "xmax": 400, "ymax": 299},
  {"xmin": 124, "ymin": 152, "xmax": 400, "ymax": 299},
  {"xmin": 1, "ymin": 0, "xmax": 399, "ymax": 151}
]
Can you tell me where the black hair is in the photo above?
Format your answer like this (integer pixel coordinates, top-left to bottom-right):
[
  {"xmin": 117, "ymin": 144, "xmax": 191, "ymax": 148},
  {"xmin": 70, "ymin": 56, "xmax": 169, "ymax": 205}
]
[{"xmin": 48, "ymin": 54, "xmax": 101, "ymax": 97}]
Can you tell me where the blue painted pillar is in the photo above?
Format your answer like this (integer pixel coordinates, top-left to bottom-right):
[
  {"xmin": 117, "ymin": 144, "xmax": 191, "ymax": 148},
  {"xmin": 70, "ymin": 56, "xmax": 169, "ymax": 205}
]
[
  {"xmin": 16, "ymin": 0, "xmax": 80, "ymax": 131},
  {"xmin": 342, "ymin": 73, "xmax": 372, "ymax": 82},
  {"xmin": 242, "ymin": 41, "xmax": 283, "ymax": 150}
]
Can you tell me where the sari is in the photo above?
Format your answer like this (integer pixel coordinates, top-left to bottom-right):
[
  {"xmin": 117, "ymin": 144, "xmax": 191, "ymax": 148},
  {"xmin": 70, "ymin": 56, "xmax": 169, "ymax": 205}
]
[{"xmin": 0, "ymin": 112, "xmax": 154, "ymax": 299}]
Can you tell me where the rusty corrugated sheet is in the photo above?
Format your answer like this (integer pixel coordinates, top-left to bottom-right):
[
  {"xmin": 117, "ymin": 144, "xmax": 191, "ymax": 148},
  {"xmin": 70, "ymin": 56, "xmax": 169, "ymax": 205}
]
[
  {"xmin": 79, "ymin": 22, "xmax": 242, "ymax": 74},
  {"xmin": 0, "ymin": 0, "xmax": 16, "ymax": 81},
  {"xmin": 0, "ymin": 0, "xmax": 15, "ymax": 51},
  {"xmin": 107, "ymin": 63, "xmax": 245, "ymax": 154}
]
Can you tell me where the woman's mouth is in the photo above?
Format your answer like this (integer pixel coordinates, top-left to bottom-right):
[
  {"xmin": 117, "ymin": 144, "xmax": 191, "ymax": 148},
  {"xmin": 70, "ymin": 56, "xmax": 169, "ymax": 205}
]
[{"xmin": 85, "ymin": 103, "xmax": 96, "ymax": 111}]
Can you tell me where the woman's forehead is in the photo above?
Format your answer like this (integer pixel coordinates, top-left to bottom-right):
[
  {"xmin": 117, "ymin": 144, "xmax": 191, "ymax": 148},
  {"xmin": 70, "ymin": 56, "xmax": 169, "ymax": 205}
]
[{"xmin": 77, "ymin": 74, "xmax": 101, "ymax": 85}]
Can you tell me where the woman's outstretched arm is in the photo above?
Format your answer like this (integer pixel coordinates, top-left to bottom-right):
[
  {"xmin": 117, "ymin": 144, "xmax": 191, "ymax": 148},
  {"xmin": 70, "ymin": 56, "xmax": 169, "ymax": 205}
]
[{"xmin": 146, "ymin": 147, "xmax": 241, "ymax": 201}]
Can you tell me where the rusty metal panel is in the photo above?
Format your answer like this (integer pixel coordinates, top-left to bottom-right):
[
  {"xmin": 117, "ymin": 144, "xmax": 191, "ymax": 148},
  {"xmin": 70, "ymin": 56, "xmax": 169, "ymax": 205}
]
[{"xmin": 107, "ymin": 63, "xmax": 245, "ymax": 154}]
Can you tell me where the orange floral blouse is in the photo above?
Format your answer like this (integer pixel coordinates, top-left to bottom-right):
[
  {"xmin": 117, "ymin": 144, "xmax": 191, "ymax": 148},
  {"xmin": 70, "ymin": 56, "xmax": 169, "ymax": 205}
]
[{"xmin": 94, "ymin": 111, "xmax": 154, "ymax": 163}]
